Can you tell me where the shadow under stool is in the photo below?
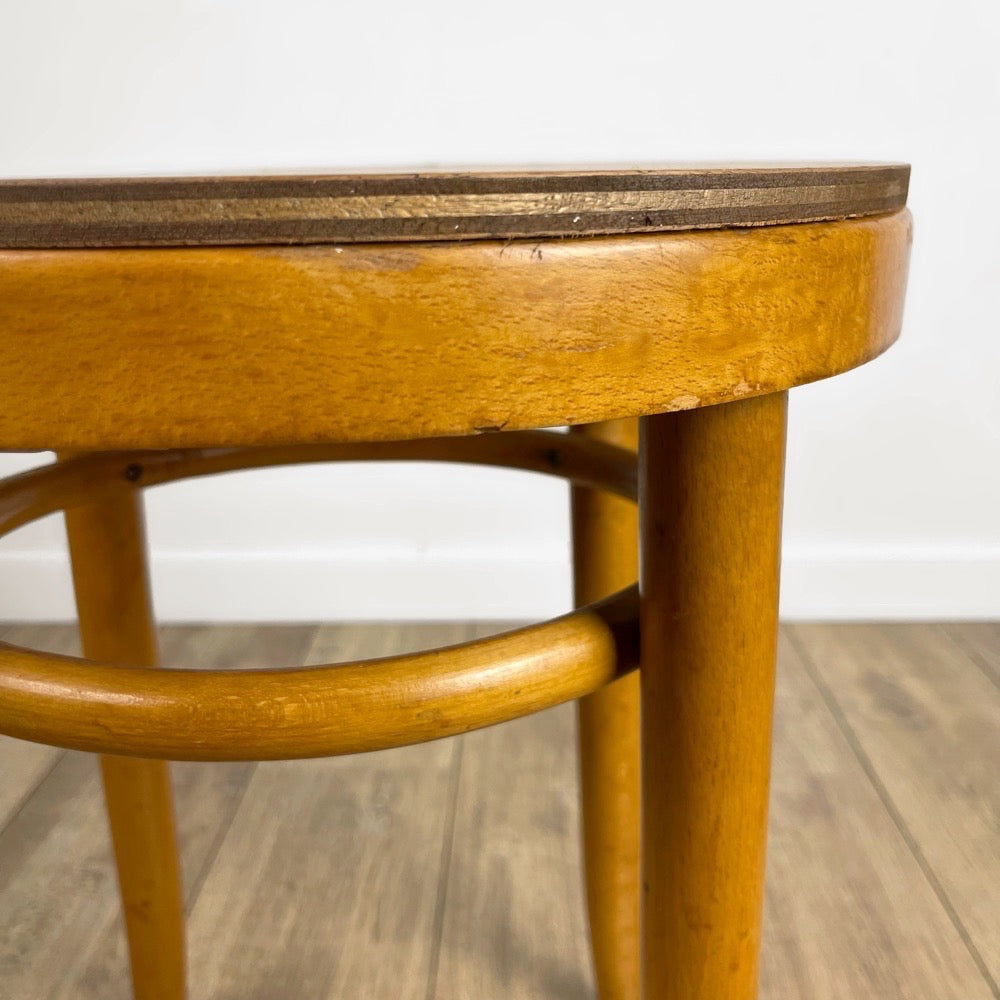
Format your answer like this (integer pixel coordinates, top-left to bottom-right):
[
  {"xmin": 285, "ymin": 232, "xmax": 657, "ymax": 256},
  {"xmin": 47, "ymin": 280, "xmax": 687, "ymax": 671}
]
[{"xmin": 0, "ymin": 164, "xmax": 911, "ymax": 999}]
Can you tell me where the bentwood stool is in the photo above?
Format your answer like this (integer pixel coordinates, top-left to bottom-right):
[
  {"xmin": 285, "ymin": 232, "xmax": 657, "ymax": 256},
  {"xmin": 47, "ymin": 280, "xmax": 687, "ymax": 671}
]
[{"xmin": 0, "ymin": 165, "xmax": 911, "ymax": 999}]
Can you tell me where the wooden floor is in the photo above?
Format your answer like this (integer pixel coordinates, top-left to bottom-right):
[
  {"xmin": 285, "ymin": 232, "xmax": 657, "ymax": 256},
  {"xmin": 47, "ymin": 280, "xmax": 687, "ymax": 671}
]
[{"xmin": 1, "ymin": 621, "xmax": 998, "ymax": 999}]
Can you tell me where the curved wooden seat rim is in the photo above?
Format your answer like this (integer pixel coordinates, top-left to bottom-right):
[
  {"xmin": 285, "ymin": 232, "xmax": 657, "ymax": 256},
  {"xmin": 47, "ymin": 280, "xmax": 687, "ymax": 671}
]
[
  {"xmin": 0, "ymin": 432, "xmax": 639, "ymax": 760},
  {"xmin": 0, "ymin": 210, "xmax": 911, "ymax": 451}
]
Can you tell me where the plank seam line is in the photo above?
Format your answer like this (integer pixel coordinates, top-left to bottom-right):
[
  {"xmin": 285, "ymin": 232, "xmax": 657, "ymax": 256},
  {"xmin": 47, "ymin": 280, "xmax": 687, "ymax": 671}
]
[
  {"xmin": 938, "ymin": 625, "xmax": 1000, "ymax": 696},
  {"xmin": 424, "ymin": 738, "xmax": 464, "ymax": 1000},
  {"xmin": 182, "ymin": 762, "xmax": 260, "ymax": 914},
  {"xmin": 0, "ymin": 749, "xmax": 65, "ymax": 838},
  {"xmin": 785, "ymin": 628, "xmax": 1000, "ymax": 1000}
]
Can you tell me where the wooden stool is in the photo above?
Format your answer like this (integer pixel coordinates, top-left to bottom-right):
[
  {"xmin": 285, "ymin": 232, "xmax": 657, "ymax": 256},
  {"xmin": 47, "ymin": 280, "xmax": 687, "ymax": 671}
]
[{"xmin": 0, "ymin": 165, "xmax": 911, "ymax": 999}]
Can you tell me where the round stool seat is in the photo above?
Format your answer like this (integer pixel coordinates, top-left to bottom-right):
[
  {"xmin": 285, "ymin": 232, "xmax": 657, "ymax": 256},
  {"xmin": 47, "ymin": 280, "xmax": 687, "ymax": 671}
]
[
  {"xmin": 0, "ymin": 163, "xmax": 912, "ymax": 1000},
  {"xmin": 0, "ymin": 165, "xmax": 909, "ymax": 450}
]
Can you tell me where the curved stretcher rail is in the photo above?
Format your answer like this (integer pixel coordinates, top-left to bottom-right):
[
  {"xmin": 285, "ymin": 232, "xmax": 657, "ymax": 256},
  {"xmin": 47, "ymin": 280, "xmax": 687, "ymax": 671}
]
[{"xmin": 0, "ymin": 431, "xmax": 639, "ymax": 760}]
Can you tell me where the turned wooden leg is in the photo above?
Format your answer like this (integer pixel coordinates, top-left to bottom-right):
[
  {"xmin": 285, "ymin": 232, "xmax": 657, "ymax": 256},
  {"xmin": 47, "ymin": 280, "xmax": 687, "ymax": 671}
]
[
  {"xmin": 572, "ymin": 420, "xmax": 641, "ymax": 1000},
  {"xmin": 64, "ymin": 478, "xmax": 186, "ymax": 1000},
  {"xmin": 639, "ymin": 394, "xmax": 786, "ymax": 1000}
]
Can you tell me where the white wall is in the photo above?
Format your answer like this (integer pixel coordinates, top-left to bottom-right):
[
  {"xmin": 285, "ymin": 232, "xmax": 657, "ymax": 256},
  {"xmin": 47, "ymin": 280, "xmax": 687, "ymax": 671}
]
[{"xmin": 1, "ymin": 0, "xmax": 998, "ymax": 621}]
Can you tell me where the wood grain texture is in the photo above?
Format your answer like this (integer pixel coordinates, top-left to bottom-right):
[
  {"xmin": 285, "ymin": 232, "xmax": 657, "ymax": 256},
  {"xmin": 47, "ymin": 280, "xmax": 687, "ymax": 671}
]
[
  {"xmin": 0, "ymin": 164, "xmax": 908, "ymax": 248},
  {"xmin": 0, "ymin": 583, "xmax": 638, "ymax": 761},
  {"xmin": 0, "ymin": 211, "xmax": 911, "ymax": 450},
  {"xmin": 786, "ymin": 623, "xmax": 1000, "ymax": 993},
  {"xmin": 572, "ymin": 420, "xmax": 640, "ymax": 1000},
  {"xmin": 63, "ymin": 482, "xmax": 185, "ymax": 1000},
  {"xmin": 639, "ymin": 394, "xmax": 787, "ymax": 1000}
]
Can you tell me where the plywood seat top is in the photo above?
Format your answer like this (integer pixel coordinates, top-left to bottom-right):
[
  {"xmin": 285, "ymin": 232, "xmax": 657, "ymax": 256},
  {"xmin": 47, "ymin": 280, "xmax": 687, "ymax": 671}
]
[{"xmin": 0, "ymin": 163, "xmax": 908, "ymax": 248}]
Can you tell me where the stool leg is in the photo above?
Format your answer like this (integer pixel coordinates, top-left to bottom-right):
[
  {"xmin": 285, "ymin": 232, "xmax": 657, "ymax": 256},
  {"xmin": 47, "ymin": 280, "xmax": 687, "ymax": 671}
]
[
  {"xmin": 639, "ymin": 394, "xmax": 786, "ymax": 1000},
  {"xmin": 64, "ymin": 481, "xmax": 186, "ymax": 1000},
  {"xmin": 572, "ymin": 420, "xmax": 641, "ymax": 1000}
]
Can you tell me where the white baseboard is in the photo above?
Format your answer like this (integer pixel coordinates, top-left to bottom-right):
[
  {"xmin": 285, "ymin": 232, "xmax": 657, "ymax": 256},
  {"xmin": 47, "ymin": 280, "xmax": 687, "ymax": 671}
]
[
  {"xmin": 778, "ymin": 544, "xmax": 1000, "ymax": 620},
  {"xmin": 0, "ymin": 550, "xmax": 572, "ymax": 622},
  {"xmin": 1, "ymin": 545, "xmax": 999, "ymax": 622}
]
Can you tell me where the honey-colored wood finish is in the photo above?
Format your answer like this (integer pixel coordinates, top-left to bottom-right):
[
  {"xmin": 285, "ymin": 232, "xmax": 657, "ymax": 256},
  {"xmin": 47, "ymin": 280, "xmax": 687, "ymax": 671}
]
[
  {"xmin": 0, "ymin": 434, "xmax": 639, "ymax": 761},
  {"xmin": 0, "ymin": 164, "xmax": 908, "ymax": 248},
  {"xmin": 0, "ymin": 433, "xmax": 638, "ymax": 538},
  {"xmin": 63, "ymin": 483, "xmax": 185, "ymax": 1000},
  {"xmin": 0, "ymin": 165, "xmax": 912, "ymax": 999},
  {"xmin": 0, "ymin": 212, "xmax": 910, "ymax": 450},
  {"xmin": 639, "ymin": 394, "xmax": 787, "ymax": 1000},
  {"xmin": 0, "ymin": 584, "xmax": 637, "ymax": 761},
  {"xmin": 0, "ymin": 624, "xmax": 312, "ymax": 1000},
  {"xmin": 572, "ymin": 420, "xmax": 640, "ymax": 1000}
]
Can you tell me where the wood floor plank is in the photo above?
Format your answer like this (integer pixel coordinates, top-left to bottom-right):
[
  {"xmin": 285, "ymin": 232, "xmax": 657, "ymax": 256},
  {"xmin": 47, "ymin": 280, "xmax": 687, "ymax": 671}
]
[
  {"xmin": 4, "ymin": 620, "xmax": 998, "ymax": 1000},
  {"xmin": 433, "ymin": 703, "xmax": 595, "ymax": 1000},
  {"xmin": 156, "ymin": 622, "xmax": 324, "ymax": 670},
  {"xmin": 940, "ymin": 622, "xmax": 1000, "ymax": 691},
  {"xmin": 786, "ymin": 623, "xmax": 1000, "ymax": 997},
  {"xmin": 0, "ymin": 624, "xmax": 316, "ymax": 1000},
  {"xmin": 763, "ymin": 631, "xmax": 995, "ymax": 1000},
  {"xmin": 0, "ymin": 625, "xmax": 79, "ymax": 832},
  {"xmin": 0, "ymin": 735, "xmax": 62, "ymax": 832},
  {"xmin": 433, "ymin": 621, "xmax": 595, "ymax": 1000},
  {"xmin": 0, "ymin": 751, "xmax": 123, "ymax": 995},
  {"xmin": 61, "ymin": 623, "xmax": 318, "ymax": 1000},
  {"xmin": 183, "ymin": 622, "xmax": 469, "ymax": 1000},
  {"xmin": 1, "ymin": 622, "xmax": 81, "ymax": 656}
]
